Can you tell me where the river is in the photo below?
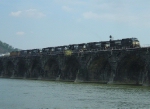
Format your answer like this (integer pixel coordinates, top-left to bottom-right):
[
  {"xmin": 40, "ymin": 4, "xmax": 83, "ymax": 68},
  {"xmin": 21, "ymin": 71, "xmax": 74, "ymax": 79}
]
[{"xmin": 0, "ymin": 78, "xmax": 150, "ymax": 109}]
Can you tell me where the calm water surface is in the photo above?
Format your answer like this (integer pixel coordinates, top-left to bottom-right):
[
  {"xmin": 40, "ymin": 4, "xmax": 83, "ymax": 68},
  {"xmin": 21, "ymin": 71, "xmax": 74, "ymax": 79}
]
[{"xmin": 0, "ymin": 78, "xmax": 150, "ymax": 109}]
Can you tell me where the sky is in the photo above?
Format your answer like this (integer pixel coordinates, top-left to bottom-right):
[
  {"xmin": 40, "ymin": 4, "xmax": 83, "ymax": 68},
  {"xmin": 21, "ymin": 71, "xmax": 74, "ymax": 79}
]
[{"xmin": 0, "ymin": 0, "xmax": 150, "ymax": 50}]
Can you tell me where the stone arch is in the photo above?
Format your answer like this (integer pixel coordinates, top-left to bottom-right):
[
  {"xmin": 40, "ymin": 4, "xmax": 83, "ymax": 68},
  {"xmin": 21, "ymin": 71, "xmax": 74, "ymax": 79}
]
[
  {"xmin": 88, "ymin": 53, "xmax": 111, "ymax": 81},
  {"xmin": 140, "ymin": 51, "xmax": 150, "ymax": 85},
  {"xmin": 29, "ymin": 57, "xmax": 42, "ymax": 78},
  {"xmin": 117, "ymin": 53, "xmax": 145, "ymax": 83},
  {"xmin": 62, "ymin": 56, "xmax": 80, "ymax": 80},
  {"xmin": 0, "ymin": 59, "xmax": 3, "ymax": 75},
  {"xmin": 17, "ymin": 58, "xmax": 27, "ymax": 77},
  {"xmin": 44, "ymin": 57, "xmax": 59, "ymax": 79},
  {"xmin": 5, "ymin": 60, "xmax": 14, "ymax": 77}
]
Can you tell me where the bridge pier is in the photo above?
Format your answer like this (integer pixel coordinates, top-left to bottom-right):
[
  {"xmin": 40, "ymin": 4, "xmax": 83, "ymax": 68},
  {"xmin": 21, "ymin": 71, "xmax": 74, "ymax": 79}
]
[
  {"xmin": 107, "ymin": 50, "xmax": 118, "ymax": 84},
  {"xmin": 141, "ymin": 49, "xmax": 150, "ymax": 86}
]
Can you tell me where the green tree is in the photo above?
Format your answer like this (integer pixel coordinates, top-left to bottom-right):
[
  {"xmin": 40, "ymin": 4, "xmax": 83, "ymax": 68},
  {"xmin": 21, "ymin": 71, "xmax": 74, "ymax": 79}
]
[{"xmin": 0, "ymin": 40, "xmax": 20, "ymax": 54}]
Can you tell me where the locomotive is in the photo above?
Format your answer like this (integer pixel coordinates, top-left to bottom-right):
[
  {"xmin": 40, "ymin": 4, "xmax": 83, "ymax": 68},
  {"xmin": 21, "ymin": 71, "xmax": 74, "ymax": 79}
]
[{"xmin": 9, "ymin": 36, "xmax": 140, "ymax": 57}]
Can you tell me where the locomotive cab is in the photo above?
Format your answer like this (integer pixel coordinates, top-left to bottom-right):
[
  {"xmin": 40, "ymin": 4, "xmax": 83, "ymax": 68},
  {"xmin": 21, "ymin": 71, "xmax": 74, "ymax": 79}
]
[
  {"xmin": 131, "ymin": 38, "xmax": 140, "ymax": 47},
  {"xmin": 121, "ymin": 38, "xmax": 140, "ymax": 48}
]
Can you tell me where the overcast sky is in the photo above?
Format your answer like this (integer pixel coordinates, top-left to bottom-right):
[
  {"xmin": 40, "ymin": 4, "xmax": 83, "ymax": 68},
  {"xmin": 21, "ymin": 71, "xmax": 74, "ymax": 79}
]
[{"xmin": 0, "ymin": 0, "xmax": 150, "ymax": 49}]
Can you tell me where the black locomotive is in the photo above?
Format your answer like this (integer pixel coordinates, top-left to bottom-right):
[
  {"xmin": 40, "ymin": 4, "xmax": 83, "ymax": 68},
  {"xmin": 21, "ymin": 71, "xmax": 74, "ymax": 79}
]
[{"xmin": 9, "ymin": 36, "xmax": 140, "ymax": 57}]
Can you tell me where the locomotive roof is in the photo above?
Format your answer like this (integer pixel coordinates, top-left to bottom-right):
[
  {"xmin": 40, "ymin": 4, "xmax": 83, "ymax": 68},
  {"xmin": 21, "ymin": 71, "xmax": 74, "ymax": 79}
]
[
  {"xmin": 131, "ymin": 38, "xmax": 139, "ymax": 41},
  {"xmin": 122, "ymin": 37, "xmax": 138, "ymax": 40}
]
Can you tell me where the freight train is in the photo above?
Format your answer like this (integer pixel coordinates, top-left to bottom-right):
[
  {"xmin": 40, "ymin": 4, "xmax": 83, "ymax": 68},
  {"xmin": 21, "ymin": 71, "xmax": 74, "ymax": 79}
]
[{"xmin": 8, "ymin": 36, "xmax": 140, "ymax": 57}]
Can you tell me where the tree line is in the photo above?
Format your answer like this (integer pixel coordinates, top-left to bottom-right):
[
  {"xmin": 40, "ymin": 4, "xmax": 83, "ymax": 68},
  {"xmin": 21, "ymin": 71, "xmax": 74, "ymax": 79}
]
[{"xmin": 0, "ymin": 40, "xmax": 20, "ymax": 54}]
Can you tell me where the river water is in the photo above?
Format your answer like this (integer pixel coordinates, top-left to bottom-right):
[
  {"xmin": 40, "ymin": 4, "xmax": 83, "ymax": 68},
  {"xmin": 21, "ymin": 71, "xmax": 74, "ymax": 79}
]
[{"xmin": 0, "ymin": 78, "xmax": 150, "ymax": 109}]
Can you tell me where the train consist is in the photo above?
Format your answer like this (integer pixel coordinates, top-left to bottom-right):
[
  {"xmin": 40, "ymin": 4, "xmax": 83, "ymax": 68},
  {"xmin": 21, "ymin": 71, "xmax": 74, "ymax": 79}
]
[{"xmin": 8, "ymin": 36, "xmax": 140, "ymax": 57}]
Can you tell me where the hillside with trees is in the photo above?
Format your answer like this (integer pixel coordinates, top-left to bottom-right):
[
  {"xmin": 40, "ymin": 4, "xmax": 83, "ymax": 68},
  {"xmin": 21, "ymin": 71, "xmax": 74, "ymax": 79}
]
[{"xmin": 0, "ymin": 40, "xmax": 20, "ymax": 54}]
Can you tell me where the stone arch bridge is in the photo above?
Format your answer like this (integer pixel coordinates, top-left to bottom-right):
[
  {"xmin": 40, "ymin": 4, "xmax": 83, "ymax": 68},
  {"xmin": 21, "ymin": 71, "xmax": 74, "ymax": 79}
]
[{"xmin": 0, "ymin": 47, "xmax": 150, "ymax": 86}]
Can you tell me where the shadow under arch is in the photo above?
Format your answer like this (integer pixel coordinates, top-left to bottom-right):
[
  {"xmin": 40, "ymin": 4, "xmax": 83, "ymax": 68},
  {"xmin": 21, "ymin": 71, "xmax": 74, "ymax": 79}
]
[
  {"xmin": 62, "ymin": 56, "xmax": 80, "ymax": 80},
  {"xmin": 116, "ymin": 53, "xmax": 145, "ymax": 83},
  {"xmin": 28, "ymin": 58, "xmax": 42, "ymax": 78},
  {"xmin": 17, "ymin": 58, "xmax": 27, "ymax": 77},
  {"xmin": 0, "ymin": 60, "xmax": 3, "ymax": 73},
  {"xmin": 44, "ymin": 58, "xmax": 59, "ymax": 79},
  {"xmin": 5, "ymin": 60, "xmax": 14, "ymax": 77},
  {"xmin": 88, "ymin": 54, "xmax": 111, "ymax": 81}
]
